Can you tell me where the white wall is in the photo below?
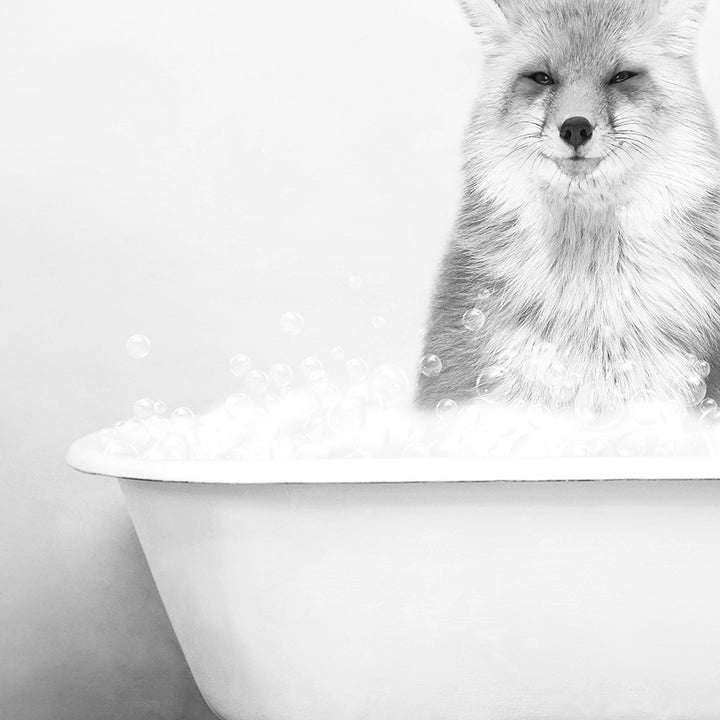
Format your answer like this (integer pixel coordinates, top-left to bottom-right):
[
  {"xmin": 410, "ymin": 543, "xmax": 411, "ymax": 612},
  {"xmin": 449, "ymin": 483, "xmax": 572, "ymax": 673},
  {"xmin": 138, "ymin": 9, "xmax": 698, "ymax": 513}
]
[{"xmin": 1, "ymin": 0, "xmax": 718, "ymax": 717}]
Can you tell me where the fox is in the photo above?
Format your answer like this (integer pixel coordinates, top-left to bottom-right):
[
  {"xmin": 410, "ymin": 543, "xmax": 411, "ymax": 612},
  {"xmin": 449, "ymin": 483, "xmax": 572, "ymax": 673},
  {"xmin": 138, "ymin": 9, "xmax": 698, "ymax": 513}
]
[
  {"xmin": 416, "ymin": 0, "xmax": 720, "ymax": 414},
  {"xmin": 416, "ymin": 0, "xmax": 720, "ymax": 412}
]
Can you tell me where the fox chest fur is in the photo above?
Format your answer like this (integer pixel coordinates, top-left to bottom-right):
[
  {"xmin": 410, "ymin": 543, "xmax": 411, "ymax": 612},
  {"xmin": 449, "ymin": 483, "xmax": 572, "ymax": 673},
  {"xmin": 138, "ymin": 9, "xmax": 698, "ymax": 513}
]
[{"xmin": 418, "ymin": 184, "xmax": 720, "ymax": 411}]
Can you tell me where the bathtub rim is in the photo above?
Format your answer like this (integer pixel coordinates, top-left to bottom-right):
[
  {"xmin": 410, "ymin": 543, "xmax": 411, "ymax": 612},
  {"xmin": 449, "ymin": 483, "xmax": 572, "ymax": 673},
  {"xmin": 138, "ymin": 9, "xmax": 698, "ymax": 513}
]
[{"xmin": 67, "ymin": 432, "xmax": 720, "ymax": 484}]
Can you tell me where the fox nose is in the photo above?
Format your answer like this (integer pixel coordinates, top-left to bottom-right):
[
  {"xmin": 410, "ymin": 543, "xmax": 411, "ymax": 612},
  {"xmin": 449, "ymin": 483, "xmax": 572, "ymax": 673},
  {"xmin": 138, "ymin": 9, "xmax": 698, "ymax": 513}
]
[{"xmin": 559, "ymin": 116, "xmax": 594, "ymax": 150}]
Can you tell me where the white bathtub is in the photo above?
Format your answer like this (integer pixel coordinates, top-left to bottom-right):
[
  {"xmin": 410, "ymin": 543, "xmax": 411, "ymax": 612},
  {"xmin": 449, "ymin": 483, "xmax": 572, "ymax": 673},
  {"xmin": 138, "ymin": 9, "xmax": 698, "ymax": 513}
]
[{"xmin": 68, "ymin": 433, "xmax": 720, "ymax": 720}]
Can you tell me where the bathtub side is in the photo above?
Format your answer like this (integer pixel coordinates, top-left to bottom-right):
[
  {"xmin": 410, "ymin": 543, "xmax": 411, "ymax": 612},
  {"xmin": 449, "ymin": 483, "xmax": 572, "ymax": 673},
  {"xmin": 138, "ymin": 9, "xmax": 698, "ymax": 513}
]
[{"xmin": 119, "ymin": 477, "xmax": 720, "ymax": 720}]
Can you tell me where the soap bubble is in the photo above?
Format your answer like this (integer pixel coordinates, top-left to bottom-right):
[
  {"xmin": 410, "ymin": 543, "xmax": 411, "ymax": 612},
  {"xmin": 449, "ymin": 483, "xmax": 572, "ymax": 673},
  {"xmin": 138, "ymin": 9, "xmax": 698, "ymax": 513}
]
[
  {"xmin": 687, "ymin": 376, "xmax": 708, "ymax": 406},
  {"xmin": 462, "ymin": 308, "xmax": 487, "ymax": 333},
  {"xmin": 574, "ymin": 402, "xmax": 598, "ymax": 424},
  {"xmin": 145, "ymin": 417, "xmax": 172, "ymax": 443},
  {"xmin": 420, "ymin": 354, "xmax": 442, "ymax": 378},
  {"xmin": 312, "ymin": 372, "xmax": 342, "ymax": 406},
  {"xmin": 533, "ymin": 342, "xmax": 556, "ymax": 368},
  {"xmin": 230, "ymin": 354, "xmax": 252, "ymax": 378},
  {"xmin": 429, "ymin": 441, "xmax": 457, "ymax": 458},
  {"xmin": 126, "ymin": 334, "xmax": 151, "ymax": 359},
  {"xmin": 654, "ymin": 435, "xmax": 675, "ymax": 457},
  {"xmin": 511, "ymin": 434, "xmax": 549, "ymax": 459},
  {"xmin": 104, "ymin": 326, "xmax": 720, "ymax": 462},
  {"xmin": 476, "ymin": 287, "xmax": 492, "ymax": 304},
  {"xmin": 371, "ymin": 316, "xmax": 386, "ymax": 330},
  {"xmin": 674, "ymin": 373, "xmax": 706, "ymax": 407},
  {"xmin": 568, "ymin": 442, "xmax": 591, "ymax": 458},
  {"xmin": 695, "ymin": 360, "xmax": 711, "ymax": 378},
  {"xmin": 544, "ymin": 367, "xmax": 580, "ymax": 404},
  {"xmin": 370, "ymin": 364, "xmax": 409, "ymax": 406},
  {"xmin": 235, "ymin": 441, "xmax": 272, "ymax": 461},
  {"xmin": 319, "ymin": 385, "xmax": 343, "ymax": 411},
  {"xmin": 702, "ymin": 409, "xmax": 720, "ymax": 427},
  {"xmin": 304, "ymin": 415, "xmax": 326, "ymax": 441},
  {"xmin": 436, "ymin": 398, "xmax": 459, "ymax": 422},
  {"xmin": 541, "ymin": 361, "xmax": 565, "ymax": 390},
  {"xmin": 308, "ymin": 369, "xmax": 331, "ymax": 392},
  {"xmin": 105, "ymin": 440, "xmax": 140, "ymax": 457},
  {"xmin": 559, "ymin": 379, "xmax": 582, "ymax": 405},
  {"xmin": 99, "ymin": 427, "xmax": 116, "ymax": 447},
  {"xmin": 617, "ymin": 432, "xmax": 647, "ymax": 457},
  {"xmin": 264, "ymin": 393, "xmax": 283, "ymax": 410},
  {"xmin": 617, "ymin": 359, "xmax": 638, "ymax": 374},
  {"xmin": 269, "ymin": 363, "xmax": 293, "ymax": 390},
  {"xmin": 346, "ymin": 357, "xmax": 369, "ymax": 384},
  {"xmin": 273, "ymin": 437, "xmax": 298, "ymax": 461},
  {"xmin": 331, "ymin": 446, "xmax": 372, "ymax": 460},
  {"xmin": 133, "ymin": 398, "xmax": 155, "ymax": 421},
  {"xmin": 630, "ymin": 399, "xmax": 664, "ymax": 426},
  {"xmin": 348, "ymin": 275, "xmax": 362, "ymax": 290},
  {"xmin": 613, "ymin": 359, "xmax": 640, "ymax": 400},
  {"xmin": 591, "ymin": 437, "xmax": 617, "ymax": 457},
  {"xmin": 349, "ymin": 406, "xmax": 391, "ymax": 454},
  {"xmin": 300, "ymin": 357, "xmax": 325, "ymax": 380},
  {"xmin": 245, "ymin": 369, "xmax": 270, "ymax": 395},
  {"xmin": 573, "ymin": 386, "xmax": 601, "ymax": 424},
  {"xmin": 280, "ymin": 311, "xmax": 304, "ymax": 336},
  {"xmin": 298, "ymin": 443, "xmax": 329, "ymax": 460},
  {"xmin": 475, "ymin": 365, "xmax": 509, "ymax": 398},
  {"xmin": 403, "ymin": 443, "xmax": 430, "ymax": 458},
  {"xmin": 224, "ymin": 392, "xmax": 253, "ymax": 421},
  {"xmin": 328, "ymin": 396, "xmax": 367, "ymax": 438},
  {"xmin": 171, "ymin": 407, "xmax": 195, "ymax": 432},
  {"xmin": 146, "ymin": 436, "xmax": 190, "ymax": 461},
  {"xmin": 189, "ymin": 413, "xmax": 238, "ymax": 459},
  {"xmin": 116, "ymin": 419, "xmax": 151, "ymax": 449}
]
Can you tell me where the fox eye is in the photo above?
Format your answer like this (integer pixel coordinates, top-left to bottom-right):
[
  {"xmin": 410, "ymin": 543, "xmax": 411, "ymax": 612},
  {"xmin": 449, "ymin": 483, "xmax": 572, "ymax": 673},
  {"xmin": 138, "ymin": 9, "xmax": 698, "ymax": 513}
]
[
  {"xmin": 610, "ymin": 71, "xmax": 637, "ymax": 84},
  {"xmin": 529, "ymin": 72, "xmax": 555, "ymax": 86}
]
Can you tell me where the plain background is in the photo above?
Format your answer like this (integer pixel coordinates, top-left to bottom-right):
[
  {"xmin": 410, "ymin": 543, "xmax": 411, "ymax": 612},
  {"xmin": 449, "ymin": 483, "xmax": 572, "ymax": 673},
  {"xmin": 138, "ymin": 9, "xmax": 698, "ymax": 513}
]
[{"xmin": 1, "ymin": 0, "xmax": 718, "ymax": 718}]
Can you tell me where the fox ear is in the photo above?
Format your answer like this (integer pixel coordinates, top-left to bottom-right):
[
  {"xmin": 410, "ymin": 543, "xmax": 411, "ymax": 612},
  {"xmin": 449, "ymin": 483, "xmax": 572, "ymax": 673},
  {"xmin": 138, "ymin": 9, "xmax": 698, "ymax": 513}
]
[
  {"xmin": 655, "ymin": 0, "xmax": 706, "ymax": 57},
  {"xmin": 458, "ymin": 0, "xmax": 512, "ymax": 47}
]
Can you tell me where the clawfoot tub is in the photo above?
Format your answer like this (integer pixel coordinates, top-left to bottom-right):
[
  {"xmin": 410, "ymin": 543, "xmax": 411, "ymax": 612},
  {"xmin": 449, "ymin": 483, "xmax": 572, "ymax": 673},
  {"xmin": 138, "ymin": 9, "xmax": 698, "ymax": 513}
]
[{"xmin": 68, "ymin": 433, "xmax": 720, "ymax": 720}]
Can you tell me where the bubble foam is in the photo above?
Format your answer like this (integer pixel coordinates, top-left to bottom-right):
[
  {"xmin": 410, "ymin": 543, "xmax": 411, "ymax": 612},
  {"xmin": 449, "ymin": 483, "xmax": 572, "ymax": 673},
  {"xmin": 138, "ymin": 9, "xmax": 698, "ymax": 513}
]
[
  {"xmin": 105, "ymin": 358, "xmax": 720, "ymax": 462},
  {"xmin": 126, "ymin": 334, "xmax": 151, "ymax": 360}
]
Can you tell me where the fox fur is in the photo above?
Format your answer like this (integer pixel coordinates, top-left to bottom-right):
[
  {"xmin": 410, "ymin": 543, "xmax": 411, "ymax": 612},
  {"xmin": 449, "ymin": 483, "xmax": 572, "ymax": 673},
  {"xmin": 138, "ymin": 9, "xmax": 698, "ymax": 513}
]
[{"xmin": 417, "ymin": 0, "xmax": 720, "ymax": 412}]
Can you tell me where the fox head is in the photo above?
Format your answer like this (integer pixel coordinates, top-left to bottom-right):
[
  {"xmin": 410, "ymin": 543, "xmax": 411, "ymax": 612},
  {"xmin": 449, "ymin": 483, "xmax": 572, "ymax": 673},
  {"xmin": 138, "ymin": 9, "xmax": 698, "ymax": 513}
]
[{"xmin": 460, "ymin": 0, "xmax": 718, "ymax": 203}]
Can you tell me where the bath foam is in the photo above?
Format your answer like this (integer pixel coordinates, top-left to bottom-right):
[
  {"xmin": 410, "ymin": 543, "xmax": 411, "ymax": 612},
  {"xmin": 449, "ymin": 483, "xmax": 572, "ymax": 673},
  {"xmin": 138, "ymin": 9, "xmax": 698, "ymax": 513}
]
[{"xmin": 98, "ymin": 358, "xmax": 720, "ymax": 462}]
